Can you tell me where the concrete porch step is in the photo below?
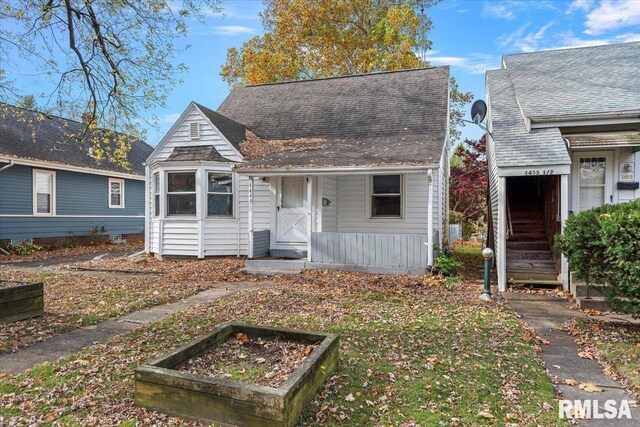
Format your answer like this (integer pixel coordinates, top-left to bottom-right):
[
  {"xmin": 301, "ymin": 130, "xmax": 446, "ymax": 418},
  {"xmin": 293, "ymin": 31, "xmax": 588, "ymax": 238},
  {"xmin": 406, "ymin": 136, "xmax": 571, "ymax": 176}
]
[
  {"xmin": 245, "ymin": 268, "xmax": 302, "ymax": 276},
  {"xmin": 245, "ymin": 259, "xmax": 305, "ymax": 275},
  {"xmin": 576, "ymin": 296, "xmax": 610, "ymax": 311},
  {"xmin": 508, "ymin": 269, "xmax": 558, "ymax": 282},
  {"xmin": 573, "ymin": 284, "xmax": 608, "ymax": 298}
]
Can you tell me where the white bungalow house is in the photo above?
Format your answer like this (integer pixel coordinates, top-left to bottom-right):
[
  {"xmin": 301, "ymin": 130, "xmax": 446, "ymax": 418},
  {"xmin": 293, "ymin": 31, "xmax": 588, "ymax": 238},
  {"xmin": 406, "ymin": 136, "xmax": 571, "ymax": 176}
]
[
  {"xmin": 486, "ymin": 42, "xmax": 639, "ymax": 293},
  {"xmin": 144, "ymin": 66, "xmax": 451, "ymax": 274}
]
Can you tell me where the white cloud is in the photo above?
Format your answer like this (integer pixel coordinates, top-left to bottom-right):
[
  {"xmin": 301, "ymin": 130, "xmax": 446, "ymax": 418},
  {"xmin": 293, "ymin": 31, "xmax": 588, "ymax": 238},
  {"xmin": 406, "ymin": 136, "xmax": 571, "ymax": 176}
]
[
  {"xmin": 191, "ymin": 25, "xmax": 258, "ymax": 36},
  {"xmin": 483, "ymin": 2, "xmax": 515, "ymax": 20},
  {"xmin": 425, "ymin": 51, "xmax": 500, "ymax": 75},
  {"xmin": 498, "ymin": 22, "xmax": 555, "ymax": 52},
  {"xmin": 568, "ymin": 0, "xmax": 595, "ymax": 13},
  {"xmin": 157, "ymin": 113, "xmax": 181, "ymax": 125},
  {"xmin": 583, "ymin": 0, "xmax": 640, "ymax": 35},
  {"xmin": 557, "ymin": 31, "xmax": 640, "ymax": 48}
]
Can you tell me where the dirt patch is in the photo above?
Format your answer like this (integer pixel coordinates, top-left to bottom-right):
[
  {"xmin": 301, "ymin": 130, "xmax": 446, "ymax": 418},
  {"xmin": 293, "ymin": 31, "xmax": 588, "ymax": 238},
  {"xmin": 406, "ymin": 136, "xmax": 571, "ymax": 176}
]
[{"xmin": 179, "ymin": 332, "xmax": 318, "ymax": 388}]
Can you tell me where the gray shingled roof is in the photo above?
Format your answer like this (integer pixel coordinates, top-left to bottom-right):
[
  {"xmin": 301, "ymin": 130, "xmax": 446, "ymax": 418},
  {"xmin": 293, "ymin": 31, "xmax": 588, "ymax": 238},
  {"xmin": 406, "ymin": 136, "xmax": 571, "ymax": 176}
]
[
  {"xmin": 218, "ymin": 66, "xmax": 450, "ymax": 168},
  {"xmin": 193, "ymin": 103, "xmax": 246, "ymax": 152},
  {"xmin": 166, "ymin": 145, "xmax": 233, "ymax": 162},
  {"xmin": 503, "ymin": 42, "xmax": 640, "ymax": 121},
  {"xmin": 0, "ymin": 103, "xmax": 153, "ymax": 175},
  {"xmin": 486, "ymin": 69, "xmax": 571, "ymax": 168}
]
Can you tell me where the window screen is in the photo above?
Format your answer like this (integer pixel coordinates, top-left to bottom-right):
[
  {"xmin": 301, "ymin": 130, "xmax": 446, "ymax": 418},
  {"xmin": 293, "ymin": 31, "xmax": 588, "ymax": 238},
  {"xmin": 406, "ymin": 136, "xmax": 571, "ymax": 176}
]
[{"xmin": 371, "ymin": 175, "xmax": 402, "ymax": 217}]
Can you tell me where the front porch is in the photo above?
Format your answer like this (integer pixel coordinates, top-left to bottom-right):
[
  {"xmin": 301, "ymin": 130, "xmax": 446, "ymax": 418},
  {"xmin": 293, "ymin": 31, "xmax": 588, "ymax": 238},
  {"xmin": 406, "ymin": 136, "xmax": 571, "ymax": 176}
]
[
  {"xmin": 247, "ymin": 231, "xmax": 432, "ymax": 275},
  {"xmin": 242, "ymin": 168, "xmax": 441, "ymax": 275}
]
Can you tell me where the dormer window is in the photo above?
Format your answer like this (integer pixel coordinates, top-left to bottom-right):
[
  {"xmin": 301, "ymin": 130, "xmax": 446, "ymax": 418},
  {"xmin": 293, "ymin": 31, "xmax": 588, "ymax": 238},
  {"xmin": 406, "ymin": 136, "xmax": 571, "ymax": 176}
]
[{"xmin": 189, "ymin": 122, "xmax": 200, "ymax": 139}]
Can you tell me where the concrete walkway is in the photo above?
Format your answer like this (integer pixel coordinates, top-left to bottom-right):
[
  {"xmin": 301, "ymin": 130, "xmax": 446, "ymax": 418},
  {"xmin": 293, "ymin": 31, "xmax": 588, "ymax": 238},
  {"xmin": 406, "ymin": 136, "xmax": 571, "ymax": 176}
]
[
  {"xmin": 507, "ymin": 293, "xmax": 639, "ymax": 426},
  {"xmin": 0, "ymin": 281, "xmax": 271, "ymax": 375},
  {"xmin": 0, "ymin": 248, "xmax": 137, "ymax": 270}
]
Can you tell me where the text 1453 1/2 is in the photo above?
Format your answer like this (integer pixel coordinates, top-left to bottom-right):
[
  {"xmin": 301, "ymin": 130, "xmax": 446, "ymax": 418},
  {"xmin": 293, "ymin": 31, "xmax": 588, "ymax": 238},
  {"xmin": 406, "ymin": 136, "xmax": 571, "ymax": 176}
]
[{"xmin": 525, "ymin": 170, "xmax": 554, "ymax": 176}]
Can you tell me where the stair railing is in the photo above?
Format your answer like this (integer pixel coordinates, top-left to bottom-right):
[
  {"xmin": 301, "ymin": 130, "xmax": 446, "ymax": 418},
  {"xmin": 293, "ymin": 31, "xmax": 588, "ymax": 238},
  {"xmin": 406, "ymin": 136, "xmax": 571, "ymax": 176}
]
[{"xmin": 506, "ymin": 196, "xmax": 513, "ymax": 239}]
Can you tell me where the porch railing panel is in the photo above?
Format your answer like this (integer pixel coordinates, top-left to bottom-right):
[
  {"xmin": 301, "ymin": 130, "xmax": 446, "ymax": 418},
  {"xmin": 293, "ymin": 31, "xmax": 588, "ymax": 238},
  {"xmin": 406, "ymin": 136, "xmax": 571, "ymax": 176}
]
[
  {"xmin": 251, "ymin": 229, "xmax": 270, "ymax": 258},
  {"xmin": 310, "ymin": 232, "xmax": 429, "ymax": 269}
]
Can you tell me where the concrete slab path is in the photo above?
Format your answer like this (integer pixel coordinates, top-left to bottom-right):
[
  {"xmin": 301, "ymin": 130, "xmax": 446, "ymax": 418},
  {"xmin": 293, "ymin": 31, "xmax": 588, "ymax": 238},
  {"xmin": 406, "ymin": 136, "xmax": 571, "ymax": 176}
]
[
  {"xmin": 0, "ymin": 281, "xmax": 271, "ymax": 375},
  {"xmin": 507, "ymin": 293, "xmax": 639, "ymax": 426}
]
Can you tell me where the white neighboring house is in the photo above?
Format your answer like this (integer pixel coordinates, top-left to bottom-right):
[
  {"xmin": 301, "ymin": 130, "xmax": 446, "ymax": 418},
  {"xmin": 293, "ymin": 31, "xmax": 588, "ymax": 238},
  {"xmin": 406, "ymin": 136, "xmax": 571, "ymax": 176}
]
[
  {"xmin": 486, "ymin": 42, "xmax": 640, "ymax": 293},
  {"xmin": 145, "ymin": 66, "xmax": 451, "ymax": 274}
]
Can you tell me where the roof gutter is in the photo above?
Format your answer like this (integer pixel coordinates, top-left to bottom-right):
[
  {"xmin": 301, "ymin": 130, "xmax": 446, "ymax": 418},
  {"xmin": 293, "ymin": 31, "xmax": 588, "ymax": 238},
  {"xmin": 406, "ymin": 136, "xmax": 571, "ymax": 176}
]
[
  {"xmin": 530, "ymin": 110, "xmax": 640, "ymax": 128},
  {"xmin": 0, "ymin": 156, "xmax": 144, "ymax": 180},
  {"xmin": 233, "ymin": 164, "xmax": 437, "ymax": 176},
  {"xmin": 0, "ymin": 159, "xmax": 15, "ymax": 174}
]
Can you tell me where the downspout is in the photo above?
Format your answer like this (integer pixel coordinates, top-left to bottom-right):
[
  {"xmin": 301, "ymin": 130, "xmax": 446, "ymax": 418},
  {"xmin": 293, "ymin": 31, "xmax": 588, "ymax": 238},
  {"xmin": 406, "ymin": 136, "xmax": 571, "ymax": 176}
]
[
  {"xmin": 0, "ymin": 160, "xmax": 15, "ymax": 174},
  {"xmin": 427, "ymin": 169, "xmax": 434, "ymax": 268}
]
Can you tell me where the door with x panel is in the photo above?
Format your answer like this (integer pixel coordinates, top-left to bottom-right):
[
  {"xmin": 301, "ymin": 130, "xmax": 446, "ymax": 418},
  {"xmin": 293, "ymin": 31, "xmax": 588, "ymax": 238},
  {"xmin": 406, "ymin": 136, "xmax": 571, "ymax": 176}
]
[{"xmin": 276, "ymin": 176, "xmax": 307, "ymax": 245}]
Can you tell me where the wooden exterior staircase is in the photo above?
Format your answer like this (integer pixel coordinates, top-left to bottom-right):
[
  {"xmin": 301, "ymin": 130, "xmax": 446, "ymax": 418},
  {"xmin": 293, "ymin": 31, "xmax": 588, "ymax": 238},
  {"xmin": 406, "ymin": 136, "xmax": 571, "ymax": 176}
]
[{"xmin": 506, "ymin": 179, "xmax": 559, "ymax": 285}]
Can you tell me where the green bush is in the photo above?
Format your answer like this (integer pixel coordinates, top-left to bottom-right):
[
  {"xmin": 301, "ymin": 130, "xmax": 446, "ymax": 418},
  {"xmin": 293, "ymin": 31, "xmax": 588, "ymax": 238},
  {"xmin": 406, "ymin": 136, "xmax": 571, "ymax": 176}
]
[
  {"xmin": 7, "ymin": 242, "xmax": 44, "ymax": 256},
  {"xmin": 556, "ymin": 200, "xmax": 640, "ymax": 318}
]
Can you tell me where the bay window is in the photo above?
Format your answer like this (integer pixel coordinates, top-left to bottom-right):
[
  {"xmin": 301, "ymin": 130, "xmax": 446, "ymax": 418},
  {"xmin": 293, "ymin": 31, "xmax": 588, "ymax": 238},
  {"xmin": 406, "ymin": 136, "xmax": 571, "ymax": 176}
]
[
  {"xmin": 167, "ymin": 172, "xmax": 196, "ymax": 216},
  {"xmin": 207, "ymin": 172, "xmax": 233, "ymax": 216}
]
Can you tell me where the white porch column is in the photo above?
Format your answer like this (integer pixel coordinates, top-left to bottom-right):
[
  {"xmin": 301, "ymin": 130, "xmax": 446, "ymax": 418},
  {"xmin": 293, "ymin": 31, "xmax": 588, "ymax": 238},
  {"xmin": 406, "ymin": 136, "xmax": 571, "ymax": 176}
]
[
  {"xmin": 144, "ymin": 164, "xmax": 150, "ymax": 253},
  {"xmin": 158, "ymin": 169, "xmax": 166, "ymax": 257},
  {"xmin": 427, "ymin": 170, "xmax": 434, "ymax": 267},
  {"xmin": 316, "ymin": 176, "xmax": 323, "ymax": 232},
  {"xmin": 306, "ymin": 176, "xmax": 313, "ymax": 261},
  {"xmin": 560, "ymin": 174, "xmax": 570, "ymax": 291},
  {"xmin": 248, "ymin": 176, "xmax": 255, "ymax": 259},
  {"xmin": 497, "ymin": 177, "xmax": 507, "ymax": 292}
]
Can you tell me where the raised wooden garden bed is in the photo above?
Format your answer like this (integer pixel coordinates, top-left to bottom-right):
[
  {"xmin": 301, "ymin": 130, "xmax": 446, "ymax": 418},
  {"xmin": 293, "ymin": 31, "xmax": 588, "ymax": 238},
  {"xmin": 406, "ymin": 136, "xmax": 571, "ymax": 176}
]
[
  {"xmin": 135, "ymin": 322, "xmax": 339, "ymax": 427},
  {"xmin": 0, "ymin": 280, "xmax": 44, "ymax": 323}
]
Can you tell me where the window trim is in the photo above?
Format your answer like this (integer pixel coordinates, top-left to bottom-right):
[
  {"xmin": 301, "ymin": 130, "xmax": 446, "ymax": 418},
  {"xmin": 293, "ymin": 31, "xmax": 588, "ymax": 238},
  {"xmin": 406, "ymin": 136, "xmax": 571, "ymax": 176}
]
[
  {"xmin": 166, "ymin": 171, "xmax": 197, "ymax": 217},
  {"xmin": 206, "ymin": 171, "xmax": 235, "ymax": 218},
  {"xmin": 368, "ymin": 174, "xmax": 404, "ymax": 219},
  {"xmin": 108, "ymin": 178, "xmax": 125, "ymax": 209},
  {"xmin": 153, "ymin": 172, "xmax": 160, "ymax": 217},
  {"xmin": 32, "ymin": 169, "xmax": 56, "ymax": 216}
]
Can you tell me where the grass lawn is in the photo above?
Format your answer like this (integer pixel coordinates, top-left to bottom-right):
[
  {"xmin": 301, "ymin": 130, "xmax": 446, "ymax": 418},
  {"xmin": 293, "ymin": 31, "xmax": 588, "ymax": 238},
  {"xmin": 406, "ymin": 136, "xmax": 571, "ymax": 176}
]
[
  {"xmin": 570, "ymin": 318, "xmax": 640, "ymax": 397},
  {"xmin": 0, "ymin": 257, "xmax": 250, "ymax": 352},
  {"xmin": 0, "ymin": 267, "xmax": 563, "ymax": 426}
]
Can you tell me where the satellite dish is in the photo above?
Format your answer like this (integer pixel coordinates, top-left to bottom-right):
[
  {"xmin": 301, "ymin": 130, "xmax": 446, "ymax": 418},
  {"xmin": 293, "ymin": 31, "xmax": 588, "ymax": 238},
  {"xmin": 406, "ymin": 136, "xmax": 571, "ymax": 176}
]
[{"xmin": 470, "ymin": 100, "xmax": 487, "ymax": 124}]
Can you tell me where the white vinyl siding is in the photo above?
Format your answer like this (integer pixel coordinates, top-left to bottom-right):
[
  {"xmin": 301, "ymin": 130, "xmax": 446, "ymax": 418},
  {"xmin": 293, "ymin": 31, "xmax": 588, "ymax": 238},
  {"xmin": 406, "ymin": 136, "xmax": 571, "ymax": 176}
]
[
  {"xmin": 321, "ymin": 176, "xmax": 338, "ymax": 232},
  {"xmin": 151, "ymin": 106, "xmax": 241, "ymax": 163},
  {"xmin": 335, "ymin": 173, "xmax": 437, "ymax": 235},
  {"xmin": 32, "ymin": 169, "xmax": 55, "ymax": 215},
  {"xmin": 108, "ymin": 178, "xmax": 125, "ymax": 208}
]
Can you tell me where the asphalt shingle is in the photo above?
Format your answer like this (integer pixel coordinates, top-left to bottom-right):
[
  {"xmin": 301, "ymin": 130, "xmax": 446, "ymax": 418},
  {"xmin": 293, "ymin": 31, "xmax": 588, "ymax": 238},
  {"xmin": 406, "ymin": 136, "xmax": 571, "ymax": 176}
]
[
  {"xmin": 217, "ymin": 66, "xmax": 450, "ymax": 168},
  {"xmin": 0, "ymin": 103, "xmax": 152, "ymax": 175}
]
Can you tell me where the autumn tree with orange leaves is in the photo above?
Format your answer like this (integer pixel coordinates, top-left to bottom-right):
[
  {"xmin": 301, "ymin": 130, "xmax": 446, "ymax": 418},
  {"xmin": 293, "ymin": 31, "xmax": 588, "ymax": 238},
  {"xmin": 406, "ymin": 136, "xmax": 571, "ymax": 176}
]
[{"xmin": 221, "ymin": 0, "xmax": 472, "ymax": 141}]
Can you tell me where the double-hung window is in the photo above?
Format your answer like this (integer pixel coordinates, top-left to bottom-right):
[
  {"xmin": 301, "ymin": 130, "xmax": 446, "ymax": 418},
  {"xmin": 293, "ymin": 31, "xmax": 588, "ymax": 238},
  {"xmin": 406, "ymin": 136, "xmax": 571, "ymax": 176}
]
[
  {"xmin": 33, "ymin": 169, "xmax": 55, "ymax": 215},
  {"xmin": 370, "ymin": 175, "xmax": 402, "ymax": 218},
  {"xmin": 108, "ymin": 178, "xmax": 125, "ymax": 208},
  {"xmin": 207, "ymin": 172, "xmax": 233, "ymax": 216},
  {"xmin": 167, "ymin": 172, "xmax": 196, "ymax": 216},
  {"xmin": 153, "ymin": 172, "xmax": 160, "ymax": 217}
]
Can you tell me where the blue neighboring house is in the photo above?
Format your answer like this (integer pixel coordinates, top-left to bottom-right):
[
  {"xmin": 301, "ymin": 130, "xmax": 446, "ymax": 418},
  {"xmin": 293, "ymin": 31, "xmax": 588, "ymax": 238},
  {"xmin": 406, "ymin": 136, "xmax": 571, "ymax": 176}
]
[{"xmin": 0, "ymin": 103, "xmax": 153, "ymax": 245}]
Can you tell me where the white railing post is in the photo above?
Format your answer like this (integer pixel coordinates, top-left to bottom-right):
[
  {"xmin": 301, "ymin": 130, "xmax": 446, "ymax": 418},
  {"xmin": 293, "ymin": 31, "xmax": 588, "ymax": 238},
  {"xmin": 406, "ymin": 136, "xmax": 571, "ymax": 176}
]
[
  {"xmin": 560, "ymin": 174, "xmax": 569, "ymax": 290},
  {"xmin": 307, "ymin": 176, "xmax": 313, "ymax": 262},
  {"xmin": 248, "ymin": 176, "xmax": 254, "ymax": 259},
  {"xmin": 427, "ymin": 170, "xmax": 434, "ymax": 267}
]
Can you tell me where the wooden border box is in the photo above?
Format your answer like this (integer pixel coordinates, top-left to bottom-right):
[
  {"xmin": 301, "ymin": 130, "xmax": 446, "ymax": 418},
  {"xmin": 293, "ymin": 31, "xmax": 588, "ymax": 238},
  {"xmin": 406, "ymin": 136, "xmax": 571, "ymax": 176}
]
[
  {"xmin": 135, "ymin": 322, "xmax": 339, "ymax": 427},
  {"xmin": 0, "ymin": 280, "xmax": 44, "ymax": 323}
]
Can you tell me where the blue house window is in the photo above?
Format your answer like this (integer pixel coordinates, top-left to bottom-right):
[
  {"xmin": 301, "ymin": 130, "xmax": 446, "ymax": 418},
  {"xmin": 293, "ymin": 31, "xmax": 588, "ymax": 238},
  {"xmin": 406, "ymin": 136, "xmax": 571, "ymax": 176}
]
[
  {"xmin": 33, "ymin": 169, "xmax": 55, "ymax": 215},
  {"xmin": 109, "ymin": 178, "xmax": 125, "ymax": 208}
]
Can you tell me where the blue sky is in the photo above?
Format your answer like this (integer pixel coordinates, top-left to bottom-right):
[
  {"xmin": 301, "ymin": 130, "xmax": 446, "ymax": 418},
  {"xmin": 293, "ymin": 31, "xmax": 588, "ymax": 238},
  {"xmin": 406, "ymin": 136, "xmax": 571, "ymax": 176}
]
[{"xmin": 8, "ymin": 0, "xmax": 640, "ymax": 146}]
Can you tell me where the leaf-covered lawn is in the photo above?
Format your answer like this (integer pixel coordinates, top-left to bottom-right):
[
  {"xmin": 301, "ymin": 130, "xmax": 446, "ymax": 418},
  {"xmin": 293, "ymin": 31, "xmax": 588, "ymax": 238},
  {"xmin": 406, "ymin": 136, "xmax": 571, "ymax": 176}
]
[
  {"xmin": 0, "ymin": 270, "xmax": 562, "ymax": 426},
  {"xmin": 0, "ymin": 257, "xmax": 250, "ymax": 352},
  {"xmin": 569, "ymin": 318, "xmax": 640, "ymax": 397}
]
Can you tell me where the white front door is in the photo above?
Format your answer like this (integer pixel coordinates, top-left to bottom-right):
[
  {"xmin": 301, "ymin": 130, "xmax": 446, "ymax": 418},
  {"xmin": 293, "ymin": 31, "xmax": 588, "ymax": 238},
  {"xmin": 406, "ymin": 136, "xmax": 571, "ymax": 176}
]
[
  {"xmin": 276, "ymin": 176, "xmax": 307, "ymax": 245},
  {"xmin": 572, "ymin": 151, "xmax": 613, "ymax": 212}
]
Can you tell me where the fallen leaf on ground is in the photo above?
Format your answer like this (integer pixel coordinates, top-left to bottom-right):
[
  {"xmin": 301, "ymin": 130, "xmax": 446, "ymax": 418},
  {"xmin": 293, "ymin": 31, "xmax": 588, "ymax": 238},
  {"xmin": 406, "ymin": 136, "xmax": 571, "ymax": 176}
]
[
  {"xmin": 578, "ymin": 382, "xmax": 603, "ymax": 393},
  {"xmin": 578, "ymin": 350, "xmax": 594, "ymax": 360},
  {"xmin": 563, "ymin": 379, "xmax": 580, "ymax": 386}
]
